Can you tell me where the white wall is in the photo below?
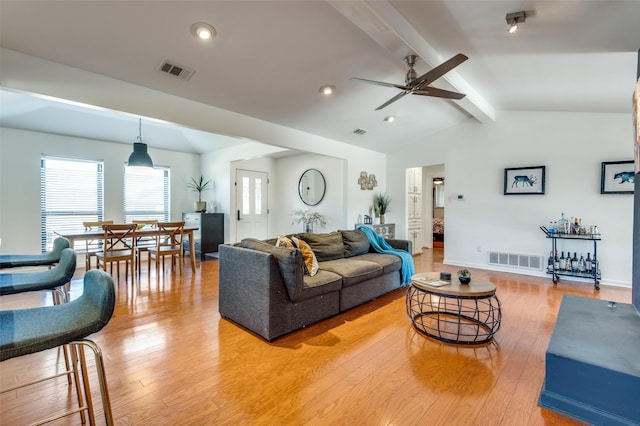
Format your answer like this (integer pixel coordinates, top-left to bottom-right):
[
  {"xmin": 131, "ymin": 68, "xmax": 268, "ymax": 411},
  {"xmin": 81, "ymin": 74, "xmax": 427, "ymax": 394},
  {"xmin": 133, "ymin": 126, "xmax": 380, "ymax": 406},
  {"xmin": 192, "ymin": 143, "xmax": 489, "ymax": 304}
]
[
  {"xmin": 388, "ymin": 110, "xmax": 634, "ymax": 287},
  {"xmin": 0, "ymin": 127, "xmax": 199, "ymax": 254}
]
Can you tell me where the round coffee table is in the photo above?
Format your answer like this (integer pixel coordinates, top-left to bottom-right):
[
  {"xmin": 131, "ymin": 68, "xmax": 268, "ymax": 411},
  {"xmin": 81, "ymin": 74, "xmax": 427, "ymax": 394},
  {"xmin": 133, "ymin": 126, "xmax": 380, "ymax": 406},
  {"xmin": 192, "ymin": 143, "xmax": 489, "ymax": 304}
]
[{"xmin": 406, "ymin": 272, "xmax": 501, "ymax": 344}]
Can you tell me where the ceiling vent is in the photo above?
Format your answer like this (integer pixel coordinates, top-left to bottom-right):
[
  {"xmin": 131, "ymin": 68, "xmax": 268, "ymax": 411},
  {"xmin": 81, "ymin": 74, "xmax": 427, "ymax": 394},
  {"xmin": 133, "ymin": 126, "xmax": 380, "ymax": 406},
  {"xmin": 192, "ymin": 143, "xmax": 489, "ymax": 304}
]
[
  {"xmin": 353, "ymin": 128, "xmax": 367, "ymax": 135},
  {"xmin": 157, "ymin": 60, "xmax": 195, "ymax": 81}
]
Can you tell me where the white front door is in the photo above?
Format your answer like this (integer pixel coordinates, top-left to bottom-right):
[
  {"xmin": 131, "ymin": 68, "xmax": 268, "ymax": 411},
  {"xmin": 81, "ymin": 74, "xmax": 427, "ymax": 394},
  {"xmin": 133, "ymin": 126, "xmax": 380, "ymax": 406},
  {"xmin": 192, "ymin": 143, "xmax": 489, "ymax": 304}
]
[{"xmin": 236, "ymin": 169, "xmax": 269, "ymax": 241}]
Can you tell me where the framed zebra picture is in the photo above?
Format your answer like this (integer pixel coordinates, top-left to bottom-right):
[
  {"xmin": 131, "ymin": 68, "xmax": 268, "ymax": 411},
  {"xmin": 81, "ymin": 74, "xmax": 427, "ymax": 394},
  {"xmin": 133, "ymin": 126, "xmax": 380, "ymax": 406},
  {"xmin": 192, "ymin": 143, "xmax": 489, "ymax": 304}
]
[
  {"xmin": 600, "ymin": 160, "xmax": 634, "ymax": 194},
  {"xmin": 503, "ymin": 166, "xmax": 545, "ymax": 195}
]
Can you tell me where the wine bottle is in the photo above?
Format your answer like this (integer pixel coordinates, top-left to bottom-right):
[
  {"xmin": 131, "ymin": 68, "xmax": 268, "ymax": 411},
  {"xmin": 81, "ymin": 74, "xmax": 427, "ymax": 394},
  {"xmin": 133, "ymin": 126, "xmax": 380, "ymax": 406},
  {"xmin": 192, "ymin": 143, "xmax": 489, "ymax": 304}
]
[
  {"xmin": 578, "ymin": 253, "xmax": 586, "ymax": 272},
  {"xmin": 585, "ymin": 253, "xmax": 592, "ymax": 273},
  {"xmin": 559, "ymin": 251, "xmax": 566, "ymax": 270},
  {"xmin": 571, "ymin": 252, "xmax": 578, "ymax": 272},
  {"xmin": 554, "ymin": 250, "xmax": 559, "ymax": 269},
  {"xmin": 547, "ymin": 251, "xmax": 554, "ymax": 273}
]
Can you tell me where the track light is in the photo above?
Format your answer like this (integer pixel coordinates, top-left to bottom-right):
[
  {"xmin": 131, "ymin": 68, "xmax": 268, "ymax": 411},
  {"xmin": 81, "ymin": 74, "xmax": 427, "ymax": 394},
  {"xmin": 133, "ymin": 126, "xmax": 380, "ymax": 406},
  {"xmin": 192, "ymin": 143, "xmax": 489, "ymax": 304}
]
[
  {"xmin": 127, "ymin": 119, "xmax": 154, "ymax": 168},
  {"xmin": 506, "ymin": 11, "xmax": 526, "ymax": 35}
]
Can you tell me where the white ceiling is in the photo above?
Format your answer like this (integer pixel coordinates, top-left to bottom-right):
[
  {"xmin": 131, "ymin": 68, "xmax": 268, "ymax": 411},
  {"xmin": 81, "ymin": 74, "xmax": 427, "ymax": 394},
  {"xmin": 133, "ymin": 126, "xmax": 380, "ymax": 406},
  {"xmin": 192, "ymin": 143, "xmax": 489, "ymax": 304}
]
[{"xmin": 1, "ymin": 0, "xmax": 639, "ymax": 155}]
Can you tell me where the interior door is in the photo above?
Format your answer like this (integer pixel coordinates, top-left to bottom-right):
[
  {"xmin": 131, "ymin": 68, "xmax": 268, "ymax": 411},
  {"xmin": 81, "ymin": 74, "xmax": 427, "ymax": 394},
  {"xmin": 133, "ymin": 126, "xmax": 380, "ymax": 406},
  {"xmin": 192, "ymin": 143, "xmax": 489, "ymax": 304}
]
[{"xmin": 236, "ymin": 169, "xmax": 268, "ymax": 241}]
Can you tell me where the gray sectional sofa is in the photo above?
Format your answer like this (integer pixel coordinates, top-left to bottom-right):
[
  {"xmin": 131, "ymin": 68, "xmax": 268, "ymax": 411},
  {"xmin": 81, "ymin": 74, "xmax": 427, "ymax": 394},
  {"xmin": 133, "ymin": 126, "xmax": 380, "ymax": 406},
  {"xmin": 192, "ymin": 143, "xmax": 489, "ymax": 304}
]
[{"xmin": 218, "ymin": 229, "xmax": 413, "ymax": 341}]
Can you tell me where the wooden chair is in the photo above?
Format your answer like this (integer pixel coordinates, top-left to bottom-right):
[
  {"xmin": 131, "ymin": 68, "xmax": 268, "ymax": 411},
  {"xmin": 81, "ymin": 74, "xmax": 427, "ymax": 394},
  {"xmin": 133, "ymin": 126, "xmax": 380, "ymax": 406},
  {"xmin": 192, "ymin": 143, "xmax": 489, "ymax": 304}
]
[
  {"xmin": 95, "ymin": 223, "xmax": 136, "ymax": 283},
  {"xmin": 133, "ymin": 220, "xmax": 158, "ymax": 276},
  {"xmin": 148, "ymin": 222, "xmax": 185, "ymax": 276},
  {"xmin": 82, "ymin": 220, "xmax": 114, "ymax": 270}
]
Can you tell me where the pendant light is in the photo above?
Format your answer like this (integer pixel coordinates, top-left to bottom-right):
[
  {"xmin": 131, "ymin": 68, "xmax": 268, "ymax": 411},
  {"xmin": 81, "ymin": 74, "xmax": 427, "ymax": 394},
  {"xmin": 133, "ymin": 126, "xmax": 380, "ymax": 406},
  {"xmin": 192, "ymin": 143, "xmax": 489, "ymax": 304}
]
[{"xmin": 127, "ymin": 119, "xmax": 154, "ymax": 167}]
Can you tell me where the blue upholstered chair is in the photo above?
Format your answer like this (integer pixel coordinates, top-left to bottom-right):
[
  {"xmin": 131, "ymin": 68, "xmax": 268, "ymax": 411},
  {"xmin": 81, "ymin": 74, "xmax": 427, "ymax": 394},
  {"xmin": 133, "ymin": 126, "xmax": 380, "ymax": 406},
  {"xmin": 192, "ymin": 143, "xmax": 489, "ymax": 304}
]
[
  {"xmin": 0, "ymin": 237, "xmax": 71, "ymax": 269},
  {"xmin": 0, "ymin": 269, "xmax": 116, "ymax": 425},
  {"xmin": 0, "ymin": 248, "xmax": 76, "ymax": 300}
]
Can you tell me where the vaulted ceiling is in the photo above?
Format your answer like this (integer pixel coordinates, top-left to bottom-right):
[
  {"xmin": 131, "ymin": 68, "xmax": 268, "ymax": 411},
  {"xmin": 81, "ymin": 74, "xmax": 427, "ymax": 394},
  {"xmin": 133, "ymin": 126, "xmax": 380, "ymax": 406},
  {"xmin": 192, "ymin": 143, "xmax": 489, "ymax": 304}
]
[{"xmin": 1, "ymin": 1, "xmax": 639, "ymax": 154}]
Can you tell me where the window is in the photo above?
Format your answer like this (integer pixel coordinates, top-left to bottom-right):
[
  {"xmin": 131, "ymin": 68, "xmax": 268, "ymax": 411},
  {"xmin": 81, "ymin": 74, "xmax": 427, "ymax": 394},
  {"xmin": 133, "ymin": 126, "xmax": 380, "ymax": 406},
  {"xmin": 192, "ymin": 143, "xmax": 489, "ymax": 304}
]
[
  {"xmin": 124, "ymin": 165, "xmax": 170, "ymax": 223},
  {"xmin": 41, "ymin": 156, "xmax": 104, "ymax": 252}
]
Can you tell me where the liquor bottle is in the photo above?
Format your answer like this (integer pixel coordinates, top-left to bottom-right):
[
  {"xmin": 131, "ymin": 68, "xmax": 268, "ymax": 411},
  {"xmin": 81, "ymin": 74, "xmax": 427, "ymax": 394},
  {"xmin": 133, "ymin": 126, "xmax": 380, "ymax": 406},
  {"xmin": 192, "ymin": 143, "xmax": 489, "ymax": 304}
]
[
  {"xmin": 554, "ymin": 250, "xmax": 560, "ymax": 270},
  {"xmin": 559, "ymin": 251, "xmax": 566, "ymax": 270},
  {"xmin": 571, "ymin": 252, "xmax": 578, "ymax": 272},
  {"xmin": 585, "ymin": 253, "xmax": 592, "ymax": 273},
  {"xmin": 558, "ymin": 213, "xmax": 568, "ymax": 234},
  {"xmin": 578, "ymin": 254, "xmax": 586, "ymax": 272}
]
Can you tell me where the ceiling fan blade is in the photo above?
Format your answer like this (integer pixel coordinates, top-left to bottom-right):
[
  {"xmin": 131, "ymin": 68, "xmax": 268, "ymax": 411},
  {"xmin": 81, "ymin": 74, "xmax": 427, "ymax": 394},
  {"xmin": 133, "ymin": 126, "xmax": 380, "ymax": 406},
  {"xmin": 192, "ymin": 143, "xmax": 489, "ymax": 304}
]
[
  {"xmin": 374, "ymin": 91, "xmax": 409, "ymax": 110},
  {"xmin": 412, "ymin": 87, "xmax": 466, "ymax": 100},
  {"xmin": 350, "ymin": 77, "xmax": 409, "ymax": 91},
  {"xmin": 410, "ymin": 53, "xmax": 468, "ymax": 88}
]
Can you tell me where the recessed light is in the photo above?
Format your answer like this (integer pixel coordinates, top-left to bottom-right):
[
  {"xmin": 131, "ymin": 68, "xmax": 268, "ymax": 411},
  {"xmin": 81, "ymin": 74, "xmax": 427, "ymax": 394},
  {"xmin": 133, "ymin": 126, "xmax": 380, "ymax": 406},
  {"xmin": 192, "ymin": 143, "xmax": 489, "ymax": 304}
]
[
  {"xmin": 190, "ymin": 22, "xmax": 216, "ymax": 40},
  {"xmin": 384, "ymin": 115, "xmax": 395, "ymax": 123},
  {"xmin": 319, "ymin": 84, "xmax": 336, "ymax": 95}
]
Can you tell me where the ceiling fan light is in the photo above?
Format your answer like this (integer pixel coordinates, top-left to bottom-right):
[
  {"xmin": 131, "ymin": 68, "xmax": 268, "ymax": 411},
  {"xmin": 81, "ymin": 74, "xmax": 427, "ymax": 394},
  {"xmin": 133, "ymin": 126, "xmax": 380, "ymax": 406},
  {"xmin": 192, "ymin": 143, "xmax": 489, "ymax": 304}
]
[{"xmin": 505, "ymin": 11, "xmax": 526, "ymax": 35}]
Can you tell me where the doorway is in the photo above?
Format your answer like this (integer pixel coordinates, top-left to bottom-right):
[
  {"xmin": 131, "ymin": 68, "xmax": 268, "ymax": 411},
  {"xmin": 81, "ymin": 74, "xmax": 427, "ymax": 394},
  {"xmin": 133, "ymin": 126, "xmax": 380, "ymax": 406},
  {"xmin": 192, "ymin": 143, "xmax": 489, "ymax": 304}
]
[
  {"xmin": 235, "ymin": 169, "xmax": 269, "ymax": 241},
  {"xmin": 433, "ymin": 177, "xmax": 445, "ymax": 248}
]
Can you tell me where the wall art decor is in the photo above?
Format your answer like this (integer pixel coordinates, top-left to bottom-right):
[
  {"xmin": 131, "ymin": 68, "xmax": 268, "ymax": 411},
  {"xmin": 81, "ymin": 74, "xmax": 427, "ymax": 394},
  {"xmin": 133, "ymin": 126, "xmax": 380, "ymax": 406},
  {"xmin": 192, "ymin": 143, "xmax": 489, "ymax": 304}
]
[
  {"xmin": 504, "ymin": 165, "xmax": 545, "ymax": 195},
  {"xmin": 600, "ymin": 160, "xmax": 634, "ymax": 194},
  {"xmin": 357, "ymin": 171, "xmax": 378, "ymax": 190}
]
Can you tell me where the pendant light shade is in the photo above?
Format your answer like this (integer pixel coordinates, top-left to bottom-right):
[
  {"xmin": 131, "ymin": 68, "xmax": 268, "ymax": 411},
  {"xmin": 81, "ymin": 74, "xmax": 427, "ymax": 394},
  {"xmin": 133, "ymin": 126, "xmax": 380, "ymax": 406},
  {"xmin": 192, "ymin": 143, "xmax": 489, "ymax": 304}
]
[{"xmin": 128, "ymin": 119, "xmax": 154, "ymax": 167}]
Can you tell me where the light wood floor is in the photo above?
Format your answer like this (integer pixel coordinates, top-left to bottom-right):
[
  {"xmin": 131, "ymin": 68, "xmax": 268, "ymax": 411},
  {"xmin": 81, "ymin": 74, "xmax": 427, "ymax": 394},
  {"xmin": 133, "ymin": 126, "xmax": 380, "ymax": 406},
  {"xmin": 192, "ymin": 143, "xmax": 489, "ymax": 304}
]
[{"xmin": 0, "ymin": 248, "xmax": 632, "ymax": 425}]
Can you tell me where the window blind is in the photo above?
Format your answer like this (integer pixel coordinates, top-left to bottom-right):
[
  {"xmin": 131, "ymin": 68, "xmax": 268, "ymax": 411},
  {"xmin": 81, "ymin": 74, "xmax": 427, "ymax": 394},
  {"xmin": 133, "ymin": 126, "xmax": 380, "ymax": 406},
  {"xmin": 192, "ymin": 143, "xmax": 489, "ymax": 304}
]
[
  {"xmin": 124, "ymin": 165, "xmax": 170, "ymax": 223},
  {"xmin": 40, "ymin": 156, "xmax": 104, "ymax": 252}
]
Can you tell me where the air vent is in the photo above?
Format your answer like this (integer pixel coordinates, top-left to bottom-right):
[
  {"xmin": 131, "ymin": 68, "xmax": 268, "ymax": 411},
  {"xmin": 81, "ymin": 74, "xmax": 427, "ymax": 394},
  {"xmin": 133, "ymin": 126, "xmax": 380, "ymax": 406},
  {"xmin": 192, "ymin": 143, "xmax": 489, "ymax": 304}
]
[
  {"xmin": 157, "ymin": 60, "xmax": 195, "ymax": 81},
  {"xmin": 353, "ymin": 128, "xmax": 367, "ymax": 135},
  {"xmin": 488, "ymin": 251, "xmax": 543, "ymax": 271}
]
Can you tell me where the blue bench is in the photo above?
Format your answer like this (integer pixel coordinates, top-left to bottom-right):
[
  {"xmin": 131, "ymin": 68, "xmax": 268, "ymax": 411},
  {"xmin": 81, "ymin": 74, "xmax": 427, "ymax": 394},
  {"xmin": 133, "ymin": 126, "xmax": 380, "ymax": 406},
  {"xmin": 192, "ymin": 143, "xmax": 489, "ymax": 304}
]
[{"xmin": 0, "ymin": 237, "xmax": 70, "ymax": 269}]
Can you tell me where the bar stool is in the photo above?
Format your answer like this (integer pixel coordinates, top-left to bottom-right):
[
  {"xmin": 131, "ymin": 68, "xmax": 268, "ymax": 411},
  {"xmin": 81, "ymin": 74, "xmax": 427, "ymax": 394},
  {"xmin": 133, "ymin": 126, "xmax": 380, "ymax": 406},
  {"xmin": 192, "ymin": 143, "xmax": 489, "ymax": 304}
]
[
  {"xmin": 0, "ymin": 269, "xmax": 116, "ymax": 425},
  {"xmin": 0, "ymin": 236, "xmax": 70, "ymax": 269}
]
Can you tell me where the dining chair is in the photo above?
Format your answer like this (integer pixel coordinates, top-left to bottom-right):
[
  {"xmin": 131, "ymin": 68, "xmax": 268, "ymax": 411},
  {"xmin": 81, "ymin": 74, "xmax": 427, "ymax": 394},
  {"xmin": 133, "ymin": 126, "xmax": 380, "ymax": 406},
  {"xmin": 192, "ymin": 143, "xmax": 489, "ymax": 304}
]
[
  {"xmin": 82, "ymin": 220, "xmax": 114, "ymax": 270},
  {"xmin": 95, "ymin": 223, "xmax": 137, "ymax": 283},
  {"xmin": 132, "ymin": 220, "xmax": 158, "ymax": 276},
  {"xmin": 148, "ymin": 221, "xmax": 185, "ymax": 276}
]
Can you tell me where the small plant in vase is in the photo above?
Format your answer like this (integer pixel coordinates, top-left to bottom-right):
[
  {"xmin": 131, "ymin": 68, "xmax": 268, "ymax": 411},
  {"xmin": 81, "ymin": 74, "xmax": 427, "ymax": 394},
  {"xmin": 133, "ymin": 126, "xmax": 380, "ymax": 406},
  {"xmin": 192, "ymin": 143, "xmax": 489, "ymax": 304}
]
[
  {"xmin": 187, "ymin": 175, "xmax": 211, "ymax": 212},
  {"xmin": 457, "ymin": 269, "xmax": 471, "ymax": 284},
  {"xmin": 291, "ymin": 209, "xmax": 326, "ymax": 233},
  {"xmin": 373, "ymin": 192, "xmax": 391, "ymax": 224}
]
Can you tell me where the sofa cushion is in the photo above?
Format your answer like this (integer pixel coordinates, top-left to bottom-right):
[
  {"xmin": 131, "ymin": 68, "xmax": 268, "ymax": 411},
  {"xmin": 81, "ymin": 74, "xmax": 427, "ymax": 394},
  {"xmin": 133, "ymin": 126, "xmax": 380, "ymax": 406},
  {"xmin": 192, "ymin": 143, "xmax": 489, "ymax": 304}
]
[
  {"xmin": 292, "ymin": 236, "xmax": 319, "ymax": 276},
  {"xmin": 297, "ymin": 270, "xmax": 342, "ymax": 302},
  {"xmin": 241, "ymin": 238, "xmax": 303, "ymax": 301},
  {"xmin": 355, "ymin": 253, "xmax": 402, "ymax": 274},
  {"xmin": 319, "ymin": 259, "xmax": 383, "ymax": 287},
  {"xmin": 341, "ymin": 229, "xmax": 370, "ymax": 257},
  {"xmin": 297, "ymin": 232, "xmax": 345, "ymax": 261}
]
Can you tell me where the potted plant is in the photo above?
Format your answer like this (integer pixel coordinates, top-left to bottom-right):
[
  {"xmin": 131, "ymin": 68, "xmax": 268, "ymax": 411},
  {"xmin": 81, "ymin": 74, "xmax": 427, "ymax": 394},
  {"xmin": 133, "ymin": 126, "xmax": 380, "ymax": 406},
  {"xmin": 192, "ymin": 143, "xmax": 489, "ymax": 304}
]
[
  {"xmin": 457, "ymin": 269, "xmax": 471, "ymax": 284},
  {"xmin": 187, "ymin": 175, "xmax": 211, "ymax": 212},
  {"xmin": 373, "ymin": 192, "xmax": 391, "ymax": 224},
  {"xmin": 291, "ymin": 209, "xmax": 326, "ymax": 233}
]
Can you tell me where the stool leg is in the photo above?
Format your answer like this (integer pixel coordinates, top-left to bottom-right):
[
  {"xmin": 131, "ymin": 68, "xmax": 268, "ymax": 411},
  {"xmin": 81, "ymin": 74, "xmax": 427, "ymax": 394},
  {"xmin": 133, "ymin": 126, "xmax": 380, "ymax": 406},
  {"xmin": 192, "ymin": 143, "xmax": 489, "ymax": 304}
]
[{"xmin": 78, "ymin": 339, "xmax": 114, "ymax": 426}]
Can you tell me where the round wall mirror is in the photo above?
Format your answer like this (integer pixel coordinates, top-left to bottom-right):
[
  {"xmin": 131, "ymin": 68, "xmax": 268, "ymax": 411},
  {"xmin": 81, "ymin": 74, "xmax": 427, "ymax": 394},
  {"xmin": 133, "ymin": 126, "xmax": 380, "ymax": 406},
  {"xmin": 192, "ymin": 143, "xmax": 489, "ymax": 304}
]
[{"xmin": 298, "ymin": 169, "xmax": 326, "ymax": 206}]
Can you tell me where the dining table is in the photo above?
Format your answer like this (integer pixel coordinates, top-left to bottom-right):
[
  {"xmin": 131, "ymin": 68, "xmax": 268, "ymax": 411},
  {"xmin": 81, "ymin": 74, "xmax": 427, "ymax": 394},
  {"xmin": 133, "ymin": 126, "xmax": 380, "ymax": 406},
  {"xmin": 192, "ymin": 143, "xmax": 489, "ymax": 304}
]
[{"xmin": 59, "ymin": 226, "xmax": 199, "ymax": 272}]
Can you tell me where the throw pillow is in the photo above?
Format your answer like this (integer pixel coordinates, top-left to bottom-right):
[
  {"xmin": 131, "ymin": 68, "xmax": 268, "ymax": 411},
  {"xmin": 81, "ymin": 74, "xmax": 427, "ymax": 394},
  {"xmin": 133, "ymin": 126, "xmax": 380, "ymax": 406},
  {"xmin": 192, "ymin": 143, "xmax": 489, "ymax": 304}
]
[
  {"xmin": 292, "ymin": 236, "xmax": 319, "ymax": 276},
  {"xmin": 297, "ymin": 231, "xmax": 345, "ymax": 261},
  {"xmin": 276, "ymin": 235, "xmax": 295, "ymax": 248}
]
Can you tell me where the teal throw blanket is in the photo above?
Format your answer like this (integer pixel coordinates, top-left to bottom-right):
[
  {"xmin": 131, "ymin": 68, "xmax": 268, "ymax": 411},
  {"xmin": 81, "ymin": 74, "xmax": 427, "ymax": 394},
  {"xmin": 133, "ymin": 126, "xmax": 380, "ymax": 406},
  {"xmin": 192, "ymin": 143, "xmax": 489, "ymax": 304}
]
[{"xmin": 357, "ymin": 226, "xmax": 415, "ymax": 285}]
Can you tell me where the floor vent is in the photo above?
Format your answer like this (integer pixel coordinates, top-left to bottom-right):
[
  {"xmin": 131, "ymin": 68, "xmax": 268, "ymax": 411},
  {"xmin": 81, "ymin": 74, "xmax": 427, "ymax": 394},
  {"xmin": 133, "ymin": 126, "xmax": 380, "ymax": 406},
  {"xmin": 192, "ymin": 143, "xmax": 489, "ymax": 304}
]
[
  {"xmin": 157, "ymin": 60, "xmax": 195, "ymax": 81},
  {"xmin": 488, "ymin": 251, "xmax": 543, "ymax": 271}
]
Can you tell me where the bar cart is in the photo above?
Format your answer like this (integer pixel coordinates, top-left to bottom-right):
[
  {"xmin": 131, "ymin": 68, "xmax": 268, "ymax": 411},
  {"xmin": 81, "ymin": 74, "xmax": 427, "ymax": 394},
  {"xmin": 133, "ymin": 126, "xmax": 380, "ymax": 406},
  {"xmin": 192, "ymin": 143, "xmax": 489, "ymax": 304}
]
[{"xmin": 540, "ymin": 226, "xmax": 601, "ymax": 290}]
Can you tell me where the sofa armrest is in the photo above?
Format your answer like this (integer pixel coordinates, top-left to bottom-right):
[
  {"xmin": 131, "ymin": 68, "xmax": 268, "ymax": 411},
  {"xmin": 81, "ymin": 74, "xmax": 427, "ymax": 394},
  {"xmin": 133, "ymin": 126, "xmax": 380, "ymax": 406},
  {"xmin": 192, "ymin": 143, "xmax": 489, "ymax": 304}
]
[
  {"xmin": 219, "ymin": 244, "xmax": 297, "ymax": 341},
  {"xmin": 385, "ymin": 238, "xmax": 412, "ymax": 254}
]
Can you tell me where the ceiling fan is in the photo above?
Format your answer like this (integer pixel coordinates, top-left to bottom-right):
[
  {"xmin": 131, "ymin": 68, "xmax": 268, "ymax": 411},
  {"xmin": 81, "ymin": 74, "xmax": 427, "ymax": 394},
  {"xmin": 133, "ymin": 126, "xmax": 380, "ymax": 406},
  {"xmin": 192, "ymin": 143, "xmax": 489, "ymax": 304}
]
[{"xmin": 350, "ymin": 53, "xmax": 468, "ymax": 110}]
